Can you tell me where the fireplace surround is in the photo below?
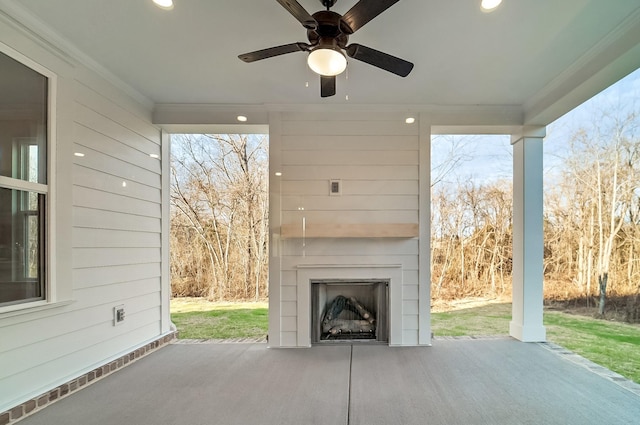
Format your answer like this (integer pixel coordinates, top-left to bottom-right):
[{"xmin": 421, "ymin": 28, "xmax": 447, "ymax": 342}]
[{"xmin": 291, "ymin": 264, "xmax": 406, "ymax": 346}]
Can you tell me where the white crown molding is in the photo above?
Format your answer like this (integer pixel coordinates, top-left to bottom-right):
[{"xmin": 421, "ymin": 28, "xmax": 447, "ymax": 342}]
[{"xmin": 0, "ymin": 0, "xmax": 154, "ymax": 110}]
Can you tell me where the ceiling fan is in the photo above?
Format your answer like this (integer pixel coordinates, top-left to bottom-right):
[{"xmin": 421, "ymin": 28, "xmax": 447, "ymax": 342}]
[{"xmin": 238, "ymin": 0, "xmax": 414, "ymax": 98}]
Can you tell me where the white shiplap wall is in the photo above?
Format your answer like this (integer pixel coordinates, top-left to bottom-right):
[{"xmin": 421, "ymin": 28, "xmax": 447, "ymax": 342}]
[
  {"xmin": 269, "ymin": 111, "xmax": 426, "ymax": 347},
  {"xmin": 0, "ymin": 15, "xmax": 166, "ymax": 411}
]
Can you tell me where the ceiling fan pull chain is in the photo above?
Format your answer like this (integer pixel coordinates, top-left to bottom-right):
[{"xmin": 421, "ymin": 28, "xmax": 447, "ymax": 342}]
[{"xmin": 345, "ymin": 66, "xmax": 349, "ymax": 100}]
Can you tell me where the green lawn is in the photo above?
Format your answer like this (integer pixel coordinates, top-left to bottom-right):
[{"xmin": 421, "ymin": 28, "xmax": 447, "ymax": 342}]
[
  {"xmin": 432, "ymin": 302, "xmax": 640, "ymax": 383},
  {"xmin": 544, "ymin": 311, "xmax": 640, "ymax": 383},
  {"xmin": 170, "ymin": 298, "xmax": 640, "ymax": 383},
  {"xmin": 171, "ymin": 298, "xmax": 268, "ymax": 339}
]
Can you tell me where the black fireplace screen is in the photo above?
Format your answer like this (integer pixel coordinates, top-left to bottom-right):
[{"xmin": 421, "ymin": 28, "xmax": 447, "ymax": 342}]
[{"xmin": 311, "ymin": 280, "xmax": 388, "ymax": 343}]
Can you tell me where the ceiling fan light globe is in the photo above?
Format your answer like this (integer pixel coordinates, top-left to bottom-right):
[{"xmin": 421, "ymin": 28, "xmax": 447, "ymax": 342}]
[
  {"xmin": 481, "ymin": 0, "xmax": 502, "ymax": 12},
  {"xmin": 153, "ymin": 0, "xmax": 174, "ymax": 10},
  {"xmin": 308, "ymin": 48, "xmax": 347, "ymax": 76}
]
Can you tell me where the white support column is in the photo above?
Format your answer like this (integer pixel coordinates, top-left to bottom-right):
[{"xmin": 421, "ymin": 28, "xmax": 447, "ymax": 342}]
[
  {"xmin": 510, "ymin": 129, "xmax": 546, "ymax": 342},
  {"xmin": 418, "ymin": 115, "xmax": 431, "ymax": 345},
  {"xmin": 268, "ymin": 112, "xmax": 283, "ymax": 347},
  {"xmin": 160, "ymin": 130, "xmax": 172, "ymax": 334}
]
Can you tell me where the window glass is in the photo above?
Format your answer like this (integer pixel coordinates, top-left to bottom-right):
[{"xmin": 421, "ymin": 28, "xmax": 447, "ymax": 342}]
[
  {"xmin": 0, "ymin": 51, "xmax": 48, "ymax": 307},
  {"xmin": 0, "ymin": 188, "xmax": 45, "ymax": 304}
]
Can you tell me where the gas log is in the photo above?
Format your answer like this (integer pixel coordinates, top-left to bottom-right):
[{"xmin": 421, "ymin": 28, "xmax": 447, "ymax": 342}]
[
  {"xmin": 325, "ymin": 319, "xmax": 375, "ymax": 335},
  {"xmin": 321, "ymin": 295, "xmax": 376, "ymax": 336},
  {"xmin": 349, "ymin": 296, "xmax": 374, "ymax": 323}
]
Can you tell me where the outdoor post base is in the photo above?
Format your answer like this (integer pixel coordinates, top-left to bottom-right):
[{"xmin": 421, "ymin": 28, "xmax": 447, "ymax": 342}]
[{"xmin": 509, "ymin": 321, "xmax": 546, "ymax": 342}]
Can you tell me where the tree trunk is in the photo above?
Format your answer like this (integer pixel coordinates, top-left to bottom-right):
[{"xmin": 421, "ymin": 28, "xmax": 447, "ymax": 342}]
[{"xmin": 598, "ymin": 272, "xmax": 608, "ymax": 315}]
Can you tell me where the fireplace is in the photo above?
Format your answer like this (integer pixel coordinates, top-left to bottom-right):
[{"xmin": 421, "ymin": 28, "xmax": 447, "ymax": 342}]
[
  {"xmin": 311, "ymin": 279, "xmax": 388, "ymax": 344},
  {"xmin": 286, "ymin": 264, "xmax": 409, "ymax": 347}
]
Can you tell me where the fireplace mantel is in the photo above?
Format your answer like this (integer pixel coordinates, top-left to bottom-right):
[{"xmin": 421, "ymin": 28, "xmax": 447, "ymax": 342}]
[
  {"xmin": 296, "ymin": 264, "xmax": 403, "ymax": 269},
  {"xmin": 280, "ymin": 223, "xmax": 419, "ymax": 239}
]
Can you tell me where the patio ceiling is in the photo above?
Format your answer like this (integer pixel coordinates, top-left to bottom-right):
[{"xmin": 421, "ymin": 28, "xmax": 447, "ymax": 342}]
[{"xmin": 9, "ymin": 0, "xmax": 640, "ymax": 125}]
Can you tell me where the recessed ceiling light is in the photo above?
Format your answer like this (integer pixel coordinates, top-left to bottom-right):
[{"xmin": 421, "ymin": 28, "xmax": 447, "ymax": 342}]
[
  {"xmin": 237, "ymin": 115, "xmax": 248, "ymax": 122},
  {"xmin": 153, "ymin": 0, "xmax": 174, "ymax": 10},
  {"xmin": 481, "ymin": 0, "xmax": 502, "ymax": 12},
  {"xmin": 149, "ymin": 153, "xmax": 160, "ymax": 159},
  {"xmin": 74, "ymin": 152, "xmax": 85, "ymax": 157},
  {"xmin": 275, "ymin": 172, "xmax": 282, "ymax": 177},
  {"xmin": 405, "ymin": 117, "xmax": 416, "ymax": 124}
]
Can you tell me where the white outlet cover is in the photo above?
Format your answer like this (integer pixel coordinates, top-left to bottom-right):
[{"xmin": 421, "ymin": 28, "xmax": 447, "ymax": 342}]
[
  {"xmin": 113, "ymin": 304, "xmax": 125, "ymax": 326},
  {"xmin": 329, "ymin": 179, "xmax": 341, "ymax": 196}
]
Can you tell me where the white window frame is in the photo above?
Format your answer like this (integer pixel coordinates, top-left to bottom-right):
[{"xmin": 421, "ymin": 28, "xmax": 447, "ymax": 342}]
[{"xmin": 0, "ymin": 42, "xmax": 57, "ymax": 313}]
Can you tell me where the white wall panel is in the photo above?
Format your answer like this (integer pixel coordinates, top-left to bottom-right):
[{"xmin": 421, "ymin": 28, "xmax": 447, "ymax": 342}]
[
  {"xmin": 403, "ymin": 284, "xmax": 420, "ymax": 300},
  {"xmin": 281, "ymin": 149, "xmax": 418, "ymax": 166},
  {"xmin": 281, "ymin": 316, "xmax": 297, "ymax": 332},
  {"xmin": 1, "ymin": 297, "xmax": 161, "ymax": 380},
  {"xmin": 73, "ymin": 186, "xmax": 161, "ymax": 218},
  {"xmin": 73, "ymin": 164, "xmax": 160, "ymax": 202},
  {"xmin": 281, "ymin": 210, "xmax": 419, "ymax": 225},
  {"xmin": 73, "ymin": 247, "xmax": 161, "ymax": 269},
  {"xmin": 72, "ymin": 228, "xmax": 160, "ymax": 248},
  {"xmin": 403, "ymin": 300, "xmax": 420, "ymax": 315},
  {"xmin": 73, "ymin": 207, "xmax": 160, "ymax": 233},
  {"xmin": 74, "ymin": 125, "xmax": 160, "ymax": 173},
  {"xmin": 281, "ymin": 179, "xmax": 419, "ymax": 196},
  {"xmin": 280, "ymin": 255, "xmax": 419, "ymax": 271},
  {"xmin": 0, "ymin": 17, "xmax": 166, "ymax": 412},
  {"xmin": 281, "ymin": 164, "xmax": 418, "ymax": 180},
  {"xmin": 281, "ymin": 120, "xmax": 419, "ymax": 136},
  {"xmin": 72, "ymin": 147, "xmax": 160, "ymax": 188},
  {"xmin": 74, "ymin": 103, "xmax": 159, "ymax": 155},
  {"xmin": 281, "ymin": 238, "xmax": 419, "ymax": 256},
  {"xmin": 72, "ymin": 263, "xmax": 161, "ymax": 289},
  {"xmin": 281, "ymin": 195, "xmax": 418, "ymax": 211},
  {"xmin": 281, "ymin": 135, "xmax": 418, "ymax": 151},
  {"xmin": 1, "ymin": 289, "xmax": 160, "ymax": 354},
  {"xmin": 73, "ymin": 80, "xmax": 159, "ymax": 143}
]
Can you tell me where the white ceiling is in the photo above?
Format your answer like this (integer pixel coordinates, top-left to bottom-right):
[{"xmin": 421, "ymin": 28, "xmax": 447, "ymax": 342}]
[{"xmin": 7, "ymin": 0, "xmax": 640, "ymax": 126}]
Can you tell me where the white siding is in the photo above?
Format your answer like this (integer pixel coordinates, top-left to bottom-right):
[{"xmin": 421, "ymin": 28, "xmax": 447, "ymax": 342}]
[
  {"xmin": 270, "ymin": 111, "xmax": 425, "ymax": 346},
  {"xmin": 0, "ymin": 16, "xmax": 166, "ymax": 411}
]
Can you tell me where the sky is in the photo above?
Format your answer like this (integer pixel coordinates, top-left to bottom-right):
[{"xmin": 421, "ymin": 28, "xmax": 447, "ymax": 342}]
[{"xmin": 431, "ymin": 66, "xmax": 640, "ymax": 186}]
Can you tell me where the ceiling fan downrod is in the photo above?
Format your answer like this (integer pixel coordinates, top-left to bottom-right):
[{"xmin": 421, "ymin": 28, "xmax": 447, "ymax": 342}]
[{"xmin": 322, "ymin": 0, "xmax": 338, "ymax": 10}]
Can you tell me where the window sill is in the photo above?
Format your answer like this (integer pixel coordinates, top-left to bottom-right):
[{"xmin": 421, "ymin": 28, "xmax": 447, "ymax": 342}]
[{"xmin": 0, "ymin": 299, "xmax": 75, "ymax": 318}]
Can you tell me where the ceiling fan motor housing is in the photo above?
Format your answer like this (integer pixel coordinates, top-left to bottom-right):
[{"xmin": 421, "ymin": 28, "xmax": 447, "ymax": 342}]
[{"xmin": 308, "ymin": 10, "xmax": 349, "ymax": 49}]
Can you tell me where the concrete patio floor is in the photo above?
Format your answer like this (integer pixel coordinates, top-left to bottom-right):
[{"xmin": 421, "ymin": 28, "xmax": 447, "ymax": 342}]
[{"xmin": 18, "ymin": 338, "xmax": 640, "ymax": 425}]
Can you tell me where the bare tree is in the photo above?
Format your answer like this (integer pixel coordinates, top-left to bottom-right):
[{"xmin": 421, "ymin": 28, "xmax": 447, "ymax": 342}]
[{"xmin": 170, "ymin": 134, "xmax": 269, "ymax": 300}]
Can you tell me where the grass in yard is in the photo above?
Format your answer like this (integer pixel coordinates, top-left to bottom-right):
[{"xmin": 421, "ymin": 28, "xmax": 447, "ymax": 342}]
[
  {"xmin": 432, "ymin": 301, "xmax": 640, "ymax": 384},
  {"xmin": 544, "ymin": 311, "xmax": 640, "ymax": 383},
  {"xmin": 170, "ymin": 298, "xmax": 268, "ymax": 339},
  {"xmin": 431, "ymin": 302, "xmax": 512, "ymax": 336}
]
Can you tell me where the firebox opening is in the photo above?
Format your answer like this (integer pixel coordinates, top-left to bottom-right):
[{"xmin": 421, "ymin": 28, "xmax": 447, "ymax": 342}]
[{"xmin": 311, "ymin": 279, "xmax": 389, "ymax": 344}]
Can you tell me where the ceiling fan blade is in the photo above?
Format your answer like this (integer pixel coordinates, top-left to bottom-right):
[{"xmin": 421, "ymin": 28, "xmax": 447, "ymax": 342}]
[
  {"xmin": 340, "ymin": 0, "xmax": 400, "ymax": 34},
  {"xmin": 276, "ymin": 0, "xmax": 317, "ymax": 30},
  {"xmin": 345, "ymin": 43, "xmax": 413, "ymax": 77},
  {"xmin": 320, "ymin": 75, "xmax": 336, "ymax": 97},
  {"xmin": 238, "ymin": 43, "xmax": 309, "ymax": 63}
]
